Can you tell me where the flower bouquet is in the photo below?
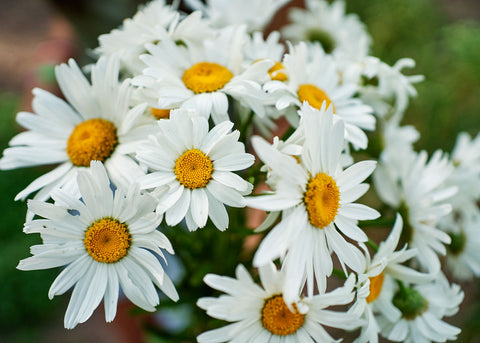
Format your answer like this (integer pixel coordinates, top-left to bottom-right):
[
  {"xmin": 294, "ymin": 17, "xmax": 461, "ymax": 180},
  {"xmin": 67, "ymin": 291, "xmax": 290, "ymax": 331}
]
[{"xmin": 3, "ymin": 0, "xmax": 478, "ymax": 342}]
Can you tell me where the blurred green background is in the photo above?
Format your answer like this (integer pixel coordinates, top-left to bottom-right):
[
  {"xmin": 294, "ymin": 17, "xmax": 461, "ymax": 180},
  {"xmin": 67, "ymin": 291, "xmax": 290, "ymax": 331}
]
[{"xmin": 0, "ymin": 0, "xmax": 479, "ymax": 342}]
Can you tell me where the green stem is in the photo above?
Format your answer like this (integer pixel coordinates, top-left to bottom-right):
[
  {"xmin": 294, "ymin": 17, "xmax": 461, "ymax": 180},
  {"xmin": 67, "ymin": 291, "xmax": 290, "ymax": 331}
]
[
  {"xmin": 366, "ymin": 239, "xmax": 379, "ymax": 252},
  {"xmin": 361, "ymin": 217, "xmax": 396, "ymax": 228},
  {"xmin": 332, "ymin": 267, "xmax": 348, "ymax": 279}
]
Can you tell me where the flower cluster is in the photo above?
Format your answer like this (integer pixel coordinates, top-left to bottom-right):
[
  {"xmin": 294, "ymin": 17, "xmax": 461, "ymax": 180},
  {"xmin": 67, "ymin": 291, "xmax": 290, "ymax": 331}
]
[{"xmin": 2, "ymin": 0, "xmax": 476, "ymax": 342}]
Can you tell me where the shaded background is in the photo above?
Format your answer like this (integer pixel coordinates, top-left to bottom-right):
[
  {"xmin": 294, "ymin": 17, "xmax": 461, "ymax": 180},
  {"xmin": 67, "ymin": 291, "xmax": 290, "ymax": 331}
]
[{"xmin": 1, "ymin": 0, "xmax": 480, "ymax": 342}]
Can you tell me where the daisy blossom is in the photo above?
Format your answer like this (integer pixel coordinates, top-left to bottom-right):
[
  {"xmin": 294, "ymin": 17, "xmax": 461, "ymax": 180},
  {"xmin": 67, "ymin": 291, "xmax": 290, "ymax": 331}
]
[
  {"xmin": 133, "ymin": 25, "xmax": 273, "ymax": 124},
  {"xmin": 442, "ymin": 212, "xmax": 480, "ymax": 281},
  {"xmin": 374, "ymin": 149, "xmax": 457, "ymax": 272},
  {"xmin": 136, "ymin": 109, "xmax": 254, "ymax": 232},
  {"xmin": 0, "ymin": 56, "xmax": 152, "ymax": 203},
  {"xmin": 378, "ymin": 273, "xmax": 463, "ymax": 343},
  {"xmin": 197, "ymin": 263, "xmax": 360, "ymax": 343},
  {"xmin": 95, "ymin": 0, "xmax": 178, "ymax": 74},
  {"xmin": 184, "ymin": 0, "xmax": 290, "ymax": 32},
  {"xmin": 446, "ymin": 132, "xmax": 480, "ymax": 220},
  {"xmin": 356, "ymin": 57, "xmax": 425, "ymax": 122},
  {"xmin": 246, "ymin": 103, "xmax": 379, "ymax": 304},
  {"xmin": 352, "ymin": 214, "xmax": 433, "ymax": 343},
  {"xmin": 265, "ymin": 42, "xmax": 375, "ymax": 149},
  {"xmin": 17, "ymin": 161, "xmax": 178, "ymax": 329},
  {"xmin": 282, "ymin": 0, "xmax": 371, "ymax": 61}
]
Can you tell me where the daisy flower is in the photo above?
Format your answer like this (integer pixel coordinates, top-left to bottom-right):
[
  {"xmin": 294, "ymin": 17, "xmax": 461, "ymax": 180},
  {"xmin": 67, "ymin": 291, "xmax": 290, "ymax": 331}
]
[
  {"xmin": 373, "ymin": 149, "xmax": 457, "ymax": 272},
  {"xmin": 184, "ymin": 0, "xmax": 290, "ymax": 32},
  {"xmin": 133, "ymin": 25, "xmax": 273, "ymax": 124},
  {"xmin": 95, "ymin": 0, "xmax": 178, "ymax": 74},
  {"xmin": 282, "ymin": 0, "xmax": 371, "ymax": 61},
  {"xmin": 442, "ymin": 212, "xmax": 480, "ymax": 281},
  {"xmin": 17, "ymin": 161, "xmax": 179, "ymax": 329},
  {"xmin": 372, "ymin": 121, "xmax": 419, "ymax": 207},
  {"xmin": 197, "ymin": 262, "xmax": 360, "ymax": 343},
  {"xmin": 378, "ymin": 273, "xmax": 463, "ymax": 343},
  {"xmin": 246, "ymin": 103, "xmax": 379, "ymax": 304},
  {"xmin": 352, "ymin": 214, "xmax": 433, "ymax": 343},
  {"xmin": 0, "ymin": 56, "xmax": 152, "ymax": 203},
  {"xmin": 265, "ymin": 42, "xmax": 375, "ymax": 149},
  {"xmin": 135, "ymin": 109, "xmax": 254, "ymax": 232},
  {"xmin": 356, "ymin": 57, "xmax": 425, "ymax": 122},
  {"xmin": 446, "ymin": 132, "xmax": 480, "ymax": 220},
  {"xmin": 243, "ymin": 31, "xmax": 286, "ymax": 83},
  {"xmin": 239, "ymin": 31, "xmax": 289, "ymax": 135}
]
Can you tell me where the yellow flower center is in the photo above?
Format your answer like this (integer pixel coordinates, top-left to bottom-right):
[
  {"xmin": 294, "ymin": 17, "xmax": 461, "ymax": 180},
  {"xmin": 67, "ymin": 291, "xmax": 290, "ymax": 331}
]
[
  {"xmin": 182, "ymin": 62, "xmax": 233, "ymax": 94},
  {"xmin": 269, "ymin": 62, "xmax": 288, "ymax": 81},
  {"xmin": 150, "ymin": 107, "xmax": 171, "ymax": 119},
  {"xmin": 84, "ymin": 218, "xmax": 131, "ymax": 263},
  {"xmin": 304, "ymin": 173, "xmax": 340, "ymax": 228},
  {"xmin": 366, "ymin": 272, "xmax": 384, "ymax": 303},
  {"xmin": 174, "ymin": 149, "xmax": 213, "ymax": 189},
  {"xmin": 66, "ymin": 118, "xmax": 117, "ymax": 167},
  {"xmin": 297, "ymin": 84, "xmax": 335, "ymax": 112},
  {"xmin": 261, "ymin": 295, "xmax": 304, "ymax": 336}
]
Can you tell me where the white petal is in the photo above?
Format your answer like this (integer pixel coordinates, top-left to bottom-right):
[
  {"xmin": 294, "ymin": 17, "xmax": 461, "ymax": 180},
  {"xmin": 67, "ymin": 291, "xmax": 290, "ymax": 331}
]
[{"xmin": 190, "ymin": 188, "xmax": 209, "ymax": 228}]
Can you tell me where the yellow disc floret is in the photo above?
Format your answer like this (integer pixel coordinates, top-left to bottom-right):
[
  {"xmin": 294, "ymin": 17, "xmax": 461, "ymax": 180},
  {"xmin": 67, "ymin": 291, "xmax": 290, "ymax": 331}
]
[
  {"xmin": 150, "ymin": 107, "xmax": 171, "ymax": 119},
  {"xmin": 269, "ymin": 62, "xmax": 288, "ymax": 81},
  {"xmin": 297, "ymin": 84, "xmax": 335, "ymax": 112},
  {"xmin": 174, "ymin": 149, "xmax": 213, "ymax": 189},
  {"xmin": 366, "ymin": 272, "xmax": 384, "ymax": 303},
  {"xmin": 182, "ymin": 62, "xmax": 233, "ymax": 94},
  {"xmin": 84, "ymin": 217, "xmax": 131, "ymax": 263},
  {"xmin": 67, "ymin": 118, "xmax": 117, "ymax": 167},
  {"xmin": 304, "ymin": 172, "xmax": 340, "ymax": 228},
  {"xmin": 261, "ymin": 295, "xmax": 304, "ymax": 336}
]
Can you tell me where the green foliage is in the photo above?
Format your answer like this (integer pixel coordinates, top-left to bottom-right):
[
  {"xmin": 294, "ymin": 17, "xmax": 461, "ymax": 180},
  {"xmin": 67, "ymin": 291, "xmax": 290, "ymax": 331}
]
[
  {"xmin": 347, "ymin": 0, "xmax": 480, "ymax": 153},
  {"xmin": 0, "ymin": 94, "xmax": 60, "ymax": 336}
]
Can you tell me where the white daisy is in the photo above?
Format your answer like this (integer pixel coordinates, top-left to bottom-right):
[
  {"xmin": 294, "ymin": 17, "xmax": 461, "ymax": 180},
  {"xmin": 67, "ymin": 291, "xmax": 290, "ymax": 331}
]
[
  {"xmin": 265, "ymin": 42, "xmax": 375, "ymax": 149},
  {"xmin": 132, "ymin": 25, "xmax": 273, "ymax": 124},
  {"xmin": 282, "ymin": 0, "xmax": 371, "ymax": 61},
  {"xmin": 135, "ymin": 109, "xmax": 254, "ymax": 232},
  {"xmin": 17, "ymin": 161, "xmax": 179, "ymax": 329},
  {"xmin": 373, "ymin": 149, "xmax": 457, "ymax": 272},
  {"xmin": 446, "ymin": 131, "xmax": 480, "ymax": 220},
  {"xmin": 372, "ymin": 121, "xmax": 419, "ymax": 207},
  {"xmin": 0, "ymin": 56, "xmax": 152, "ymax": 204},
  {"xmin": 95, "ymin": 0, "xmax": 178, "ymax": 74},
  {"xmin": 442, "ymin": 212, "xmax": 480, "ymax": 281},
  {"xmin": 237, "ymin": 31, "xmax": 290, "ymax": 136},
  {"xmin": 246, "ymin": 103, "xmax": 379, "ymax": 304},
  {"xmin": 243, "ymin": 31, "xmax": 286, "ymax": 83},
  {"xmin": 351, "ymin": 214, "xmax": 433, "ymax": 343},
  {"xmin": 184, "ymin": 0, "xmax": 290, "ymax": 32},
  {"xmin": 355, "ymin": 57, "xmax": 425, "ymax": 121},
  {"xmin": 197, "ymin": 262, "xmax": 360, "ymax": 343},
  {"xmin": 378, "ymin": 273, "xmax": 463, "ymax": 343}
]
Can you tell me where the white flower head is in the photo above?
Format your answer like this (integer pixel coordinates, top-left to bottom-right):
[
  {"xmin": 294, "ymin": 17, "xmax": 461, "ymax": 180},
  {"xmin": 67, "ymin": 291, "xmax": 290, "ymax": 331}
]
[
  {"xmin": 282, "ymin": 0, "xmax": 371, "ymax": 61},
  {"xmin": 95, "ymin": 0, "xmax": 178, "ymax": 74},
  {"xmin": 357, "ymin": 57, "xmax": 425, "ymax": 122},
  {"xmin": 378, "ymin": 273, "xmax": 463, "ymax": 343},
  {"xmin": 0, "ymin": 56, "xmax": 152, "ymax": 205},
  {"xmin": 374, "ymin": 149, "xmax": 457, "ymax": 272},
  {"xmin": 246, "ymin": 103, "xmax": 379, "ymax": 304},
  {"xmin": 185, "ymin": 0, "xmax": 290, "ymax": 32},
  {"xmin": 352, "ymin": 214, "xmax": 433, "ymax": 343},
  {"xmin": 265, "ymin": 42, "xmax": 375, "ymax": 149},
  {"xmin": 17, "ymin": 161, "xmax": 178, "ymax": 329},
  {"xmin": 136, "ymin": 109, "xmax": 254, "ymax": 232},
  {"xmin": 442, "ymin": 212, "xmax": 480, "ymax": 281},
  {"xmin": 133, "ymin": 25, "xmax": 273, "ymax": 124},
  {"xmin": 197, "ymin": 262, "xmax": 360, "ymax": 343},
  {"xmin": 447, "ymin": 132, "xmax": 480, "ymax": 217}
]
